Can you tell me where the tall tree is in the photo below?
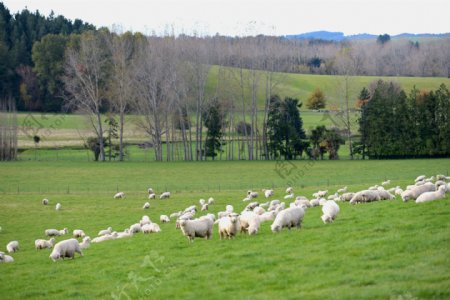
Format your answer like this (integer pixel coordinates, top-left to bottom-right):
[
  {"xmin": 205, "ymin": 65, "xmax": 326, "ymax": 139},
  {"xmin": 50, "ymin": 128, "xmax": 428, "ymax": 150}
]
[{"xmin": 203, "ymin": 98, "xmax": 224, "ymax": 160}]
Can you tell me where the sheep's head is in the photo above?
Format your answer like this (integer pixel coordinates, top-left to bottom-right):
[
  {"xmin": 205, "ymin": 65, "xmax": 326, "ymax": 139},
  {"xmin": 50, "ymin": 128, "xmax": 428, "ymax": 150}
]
[
  {"xmin": 49, "ymin": 252, "xmax": 60, "ymax": 262},
  {"xmin": 179, "ymin": 220, "xmax": 187, "ymax": 227},
  {"xmin": 270, "ymin": 224, "xmax": 281, "ymax": 233}
]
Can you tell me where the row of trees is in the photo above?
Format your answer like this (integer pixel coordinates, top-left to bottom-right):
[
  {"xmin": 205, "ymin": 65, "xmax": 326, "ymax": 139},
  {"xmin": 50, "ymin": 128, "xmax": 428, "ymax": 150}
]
[{"xmin": 357, "ymin": 81, "xmax": 450, "ymax": 158}]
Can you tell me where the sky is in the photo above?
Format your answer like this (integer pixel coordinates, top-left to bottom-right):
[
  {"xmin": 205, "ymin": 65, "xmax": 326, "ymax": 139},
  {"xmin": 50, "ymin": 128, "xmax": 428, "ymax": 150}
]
[{"xmin": 2, "ymin": 0, "xmax": 449, "ymax": 36}]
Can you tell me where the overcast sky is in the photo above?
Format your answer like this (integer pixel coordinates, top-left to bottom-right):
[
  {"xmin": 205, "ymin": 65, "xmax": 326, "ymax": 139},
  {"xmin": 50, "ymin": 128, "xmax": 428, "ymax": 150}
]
[{"xmin": 3, "ymin": 0, "xmax": 449, "ymax": 36}]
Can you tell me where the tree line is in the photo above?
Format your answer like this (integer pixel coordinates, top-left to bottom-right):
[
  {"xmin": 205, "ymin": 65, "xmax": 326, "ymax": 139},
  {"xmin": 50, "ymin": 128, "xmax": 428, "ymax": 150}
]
[{"xmin": 356, "ymin": 81, "xmax": 450, "ymax": 159}]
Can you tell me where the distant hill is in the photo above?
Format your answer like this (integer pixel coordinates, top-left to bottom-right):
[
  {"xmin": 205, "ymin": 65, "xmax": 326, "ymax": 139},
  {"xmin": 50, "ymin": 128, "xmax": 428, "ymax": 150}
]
[{"xmin": 285, "ymin": 31, "xmax": 450, "ymax": 41}]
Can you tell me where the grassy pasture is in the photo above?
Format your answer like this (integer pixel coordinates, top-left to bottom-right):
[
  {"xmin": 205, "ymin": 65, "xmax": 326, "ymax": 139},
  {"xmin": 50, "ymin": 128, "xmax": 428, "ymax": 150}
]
[{"xmin": 0, "ymin": 159, "xmax": 449, "ymax": 299}]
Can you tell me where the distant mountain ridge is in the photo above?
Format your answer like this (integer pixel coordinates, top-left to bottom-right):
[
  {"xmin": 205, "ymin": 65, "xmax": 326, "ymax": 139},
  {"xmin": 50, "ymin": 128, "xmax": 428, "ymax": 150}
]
[{"xmin": 285, "ymin": 31, "xmax": 450, "ymax": 41}]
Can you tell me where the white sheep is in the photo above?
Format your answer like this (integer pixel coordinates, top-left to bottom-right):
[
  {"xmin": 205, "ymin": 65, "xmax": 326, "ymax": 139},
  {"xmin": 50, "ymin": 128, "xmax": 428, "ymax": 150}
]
[
  {"xmin": 415, "ymin": 185, "xmax": 447, "ymax": 203},
  {"xmin": 294, "ymin": 199, "xmax": 312, "ymax": 209},
  {"xmin": 129, "ymin": 223, "xmax": 142, "ymax": 233},
  {"xmin": 258, "ymin": 211, "xmax": 277, "ymax": 223},
  {"xmin": 199, "ymin": 214, "xmax": 216, "ymax": 223},
  {"xmin": 55, "ymin": 203, "xmax": 61, "ymax": 211},
  {"xmin": 349, "ymin": 190, "xmax": 381, "ymax": 204},
  {"xmin": 436, "ymin": 174, "xmax": 446, "ymax": 181},
  {"xmin": 239, "ymin": 211, "xmax": 261, "ymax": 235},
  {"xmin": 42, "ymin": 198, "xmax": 49, "ymax": 205},
  {"xmin": 91, "ymin": 232, "xmax": 118, "ymax": 243},
  {"xmin": 317, "ymin": 190, "xmax": 328, "ymax": 197},
  {"xmin": 415, "ymin": 175, "xmax": 426, "ymax": 182},
  {"xmin": 73, "ymin": 229, "xmax": 86, "ymax": 238},
  {"xmin": 79, "ymin": 236, "xmax": 91, "ymax": 249},
  {"xmin": 381, "ymin": 180, "xmax": 391, "ymax": 186},
  {"xmin": 259, "ymin": 201, "xmax": 270, "ymax": 208},
  {"xmin": 263, "ymin": 189, "xmax": 274, "ymax": 198},
  {"xmin": 401, "ymin": 183, "xmax": 436, "ymax": 202},
  {"xmin": 0, "ymin": 251, "xmax": 14, "ymax": 263},
  {"xmin": 321, "ymin": 200, "xmax": 340, "ymax": 223},
  {"xmin": 45, "ymin": 228, "xmax": 68, "ymax": 237},
  {"xmin": 435, "ymin": 180, "xmax": 446, "ymax": 188},
  {"xmin": 116, "ymin": 230, "xmax": 133, "ymax": 239},
  {"xmin": 140, "ymin": 215, "xmax": 152, "ymax": 226},
  {"xmin": 247, "ymin": 191, "xmax": 258, "ymax": 199},
  {"xmin": 253, "ymin": 206, "xmax": 266, "ymax": 215},
  {"xmin": 160, "ymin": 215, "xmax": 170, "ymax": 223},
  {"xmin": 244, "ymin": 202, "xmax": 259, "ymax": 211},
  {"xmin": 159, "ymin": 192, "xmax": 171, "ymax": 199},
  {"xmin": 6, "ymin": 241, "xmax": 19, "ymax": 253},
  {"xmin": 170, "ymin": 211, "xmax": 182, "ymax": 219},
  {"xmin": 218, "ymin": 214, "xmax": 240, "ymax": 239},
  {"xmin": 270, "ymin": 199, "xmax": 280, "ymax": 206},
  {"xmin": 142, "ymin": 223, "xmax": 161, "ymax": 233},
  {"xmin": 179, "ymin": 218, "xmax": 213, "ymax": 242},
  {"xmin": 337, "ymin": 186, "xmax": 347, "ymax": 194},
  {"xmin": 143, "ymin": 202, "xmax": 150, "ymax": 209},
  {"xmin": 285, "ymin": 187, "xmax": 294, "ymax": 194},
  {"xmin": 207, "ymin": 197, "xmax": 215, "ymax": 205},
  {"xmin": 376, "ymin": 188, "xmax": 395, "ymax": 200},
  {"xmin": 184, "ymin": 205, "xmax": 197, "ymax": 213},
  {"xmin": 270, "ymin": 206, "xmax": 305, "ymax": 232},
  {"xmin": 319, "ymin": 198, "xmax": 327, "ymax": 206},
  {"xmin": 35, "ymin": 238, "xmax": 55, "ymax": 250},
  {"xmin": 327, "ymin": 193, "xmax": 339, "ymax": 200},
  {"xmin": 309, "ymin": 199, "xmax": 320, "ymax": 207},
  {"xmin": 217, "ymin": 211, "xmax": 230, "ymax": 219},
  {"xmin": 148, "ymin": 188, "xmax": 154, "ymax": 194},
  {"xmin": 226, "ymin": 205, "xmax": 234, "ymax": 213},
  {"xmin": 242, "ymin": 196, "xmax": 252, "ymax": 202},
  {"xmin": 199, "ymin": 199, "xmax": 206, "ymax": 206},
  {"xmin": 49, "ymin": 238, "xmax": 83, "ymax": 262},
  {"xmin": 201, "ymin": 203, "xmax": 209, "ymax": 211},
  {"xmin": 394, "ymin": 188, "xmax": 404, "ymax": 196},
  {"xmin": 98, "ymin": 227, "xmax": 113, "ymax": 236},
  {"xmin": 113, "ymin": 192, "xmax": 125, "ymax": 199},
  {"xmin": 148, "ymin": 193, "xmax": 156, "ymax": 199},
  {"xmin": 284, "ymin": 194, "xmax": 294, "ymax": 200}
]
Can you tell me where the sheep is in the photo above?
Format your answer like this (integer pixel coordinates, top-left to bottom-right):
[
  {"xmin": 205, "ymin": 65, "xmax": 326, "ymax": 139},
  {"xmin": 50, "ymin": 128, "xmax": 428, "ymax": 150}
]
[
  {"xmin": 217, "ymin": 211, "xmax": 231, "ymax": 219},
  {"xmin": 113, "ymin": 192, "xmax": 125, "ymax": 199},
  {"xmin": 416, "ymin": 185, "xmax": 447, "ymax": 203},
  {"xmin": 247, "ymin": 190, "xmax": 258, "ymax": 199},
  {"xmin": 310, "ymin": 198, "xmax": 320, "ymax": 207},
  {"xmin": 376, "ymin": 188, "xmax": 395, "ymax": 200},
  {"xmin": 179, "ymin": 218, "xmax": 213, "ymax": 242},
  {"xmin": 140, "ymin": 215, "xmax": 152, "ymax": 225},
  {"xmin": 317, "ymin": 190, "xmax": 328, "ymax": 198},
  {"xmin": 176, "ymin": 212, "xmax": 195, "ymax": 229},
  {"xmin": 116, "ymin": 230, "xmax": 133, "ymax": 239},
  {"xmin": 201, "ymin": 204, "xmax": 209, "ymax": 211},
  {"xmin": 218, "ymin": 214, "xmax": 241, "ymax": 239},
  {"xmin": 159, "ymin": 192, "xmax": 171, "ymax": 199},
  {"xmin": 259, "ymin": 201, "xmax": 270, "ymax": 208},
  {"xmin": 270, "ymin": 207, "xmax": 305, "ymax": 232},
  {"xmin": 242, "ymin": 196, "xmax": 252, "ymax": 202},
  {"xmin": 258, "ymin": 211, "xmax": 277, "ymax": 223},
  {"xmin": 327, "ymin": 193, "xmax": 339, "ymax": 201},
  {"xmin": 349, "ymin": 190, "xmax": 380, "ymax": 204},
  {"xmin": 199, "ymin": 214, "xmax": 216, "ymax": 223},
  {"xmin": 401, "ymin": 182, "xmax": 436, "ymax": 202},
  {"xmin": 91, "ymin": 232, "xmax": 118, "ymax": 243},
  {"xmin": 148, "ymin": 193, "xmax": 156, "ymax": 199},
  {"xmin": 142, "ymin": 223, "xmax": 161, "ymax": 233},
  {"xmin": 199, "ymin": 199, "xmax": 206, "ymax": 206},
  {"xmin": 270, "ymin": 199, "xmax": 280, "ymax": 206},
  {"xmin": 42, "ymin": 198, "xmax": 49, "ymax": 205},
  {"xmin": 184, "ymin": 205, "xmax": 197, "ymax": 214},
  {"xmin": 45, "ymin": 228, "xmax": 68, "ymax": 237},
  {"xmin": 170, "ymin": 211, "xmax": 182, "ymax": 219},
  {"xmin": 244, "ymin": 202, "xmax": 259, "ymax": 211},
  {"xmin": 321, "ymin": 200, "xmax": 340, "ymax": 223},
  {"xmin": 147, "ymin": 188, "xmax": 154, "ymax": 195},
  {"xmin": 294, "ymin": 199, "xmax": 312, "ymax": 209},
  {"xmin": 35, "ymin": 238, "xmax": 55, "ymax": 250},
  {"xmin": 55, "ymin": 203, "xmax": 61, "ymax": 211},
  {"xmin": 337, "ymin": 186, "xmax": 347, "ymax": 194},
  {"xmin": 415, "ymin": 175, "xmax": 426, "ymax": 182},
  {"xmin": 436, "ymin": 174, "xmax": 446, "ymax": 181},
  {"xmin": 129, "ymin": 223, "xmax": 142, "ymax": 233},
  {"xmin": 285, "ymin": 187, "xmax": 294, "ymax": 194},
  {"xmin": 98, "ymin": 227, "xmax": 113, "ymax": 236},
  {"xmin": 49, "ymin": 238, "xmax": 83, "ymax": 262},
  {"xmin": 284, "ymin": 193, "xmax": 294, "ymax": 200},
  {"xmin": 415, "ymin": 180, "xmax": 425, "ymax": 186},
  {"xmin": 435, "ymin": 180, "xmax": 446, "ymax": 188},
  {"xmin": 253, "ymin": 206, "xmax": 266, "ymax": 215},
  {"xmin": 226, "ymin": 205, "xmax": 234, "ymax": 213},
  {"xmin": 239, "ymin": 211, "xmax": 261, "ymax": 235},
  {"xmin": 73, "ymin": 229, "xmax": 86, "ymax": 238},
  {"xmin": 263, "ymin": 189, "xmax": 274, "ymax": 198},
  {"xmin": 207, "ymin": 197, "xmax": 215, "ymax": 205},
  {"xmin": 394, "ymin": 188, "xmax": 404, "ymax": 196},
  {"xmin": 319, "ymin": 198, "xmax": 327, "ymax": 206},
  {"xmin": 6, "ymin": 241, "xmax": 19, "ymax": 253},
  {"xmin": 381, "ymin": 180, "xmax": 391, "ymax": 186},
  {"xmin": 79, "ymin": 236, "xmax": 91, "ymax": 249},
  {"xmin": 160, "ymin": 215, "xmax": 170, "ymax": 223},
  {"xmin": 0, "ymin": 251, "xmax": 14, "ymax": 263},
  {"xmin": 143, "ymin": 202, "xmax": 150, "ymax": 209}
]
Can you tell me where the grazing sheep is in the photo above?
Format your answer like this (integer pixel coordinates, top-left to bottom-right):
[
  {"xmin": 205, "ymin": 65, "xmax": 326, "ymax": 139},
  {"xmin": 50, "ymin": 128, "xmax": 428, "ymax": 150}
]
[
  {"xmin": 179, "ymin": 218, "xmax": 214, "ymax": 242},
  {"xmin": 129, "ymin": 223, "xmax": 142, "ymax": 233},
  {"xmin": 148, "ymin": 188, "xmax": 154, "ymax": 194},
  {"xmin": 270, "ymin": 199, "xmax": 280, "ymax": 206},
  {"xmin": 337, "ymin": 186, "xmax": 347, "ymax": 194},
  {"xmin": 310, "ymin": 198, "xmax": 320, "ymax": 207},
  {"xmin": 45, "ymin": 228, "xmax": 68, "ymax": 237},
  {"xmin": 240, "ymin": 212, "xmax": 261, "ymax": 235},
  {"xmin": 55, "ymin": 203, "xmax": 61, "ymax": 211},
  {"xmin": 0, "ymin": 251, "xmax": 14, "ymax": 263},
  {"xmin": 201, "ymin": 203, "xmax": 209, "ymax": 211},
  {"xmin": 73, "ymin": 229, "xmax": 86, "ymax": 238},
  {"xmin": 218, "ymin": 214, "xmax": 240, "ymax": 239},
  {"xmin": 6, "ymin": 241, "xmax": 19, "ymax": 253},
  {"xmin": 244, "ymin": 202, "xmax": 259, "ymax": 211},
  {"xmin": 381, "ymin": 180, "xmax": 391, "ymax": 186},
  {"xmin": 327, "ymin": 193, "xmax": 339, "ymax": 200},
  {"xmin": 317, "ymin": 190, "xmax": 328, "ymax": 198},
  {"xmin": 285, "ymin": 187, "xmax": 294, "ymax": 194},
  {"xmin": 91, "ymin": 232, "xmax": 118, "ymax": 243},
  {"xmin": 148, "ymin": 193, "xmax": 156, "ymax": 199},
  {"xmin": 159, "ymin": 192, "xmax": 171, "ymax": 199},
  {"xmin": 321, "ymin": 200, "xmax": 340, "ymax": 223},
  {"xmin": 294, "ymin": 199, "xmax": 312, "ymax": 209},
  {"xmin": 284, "ymin": 194, "xmax": 294, "ymax": 200},
  {"xmin": 270, "ymin": 207, "xmax": 305, "ymax": 232},
  {"xmin": 116, "ymin": 230, "xmax": 133, "ymax": 239},
  {"xmin": 394, "ymin": 188, "xmax": 404, "ymax": 196},
  {"xmin": 170, "ymin": 211, "xmax": 182, "ymax": 219},
  {"xmin": 176, "ymin": 212, "xmax": 196, "ymax": 229},
  {"xmin": 415, "ymin": 175, "xmax": 426, "ymax": 182},
  {"xmin": 49, "ymin": 238, "xmax": 83, "ymax": 262},
  {"xmin": 42, "ymin": 198, "xmax": 49, "ymax": 205},
  {"xmin": 79, "ymin": 236, "xmax": 91, "ymax": 249},
  {"xmin": 142, "ymin": 223, "xmax": 161, "ymax": 233},
  {"xmin": 184, "ymin": 205, "xmax": 197, "ymax": 214},
  {"xmin": 416, "ymin": 185, "xmax": 447, "ymax": 203},
  {"xmin": 98, "ymin": 227, "xmax": 113, "ymax": 236},
  {"xmin": 35, "ymin": 238, "xmax": 55, "ymax": 250},
  {"xmin": 143, "ymin": 202, "xmax": 150, "ymax": 209},
  {"xmin": 160, "ymin": 215, "xmax": 170, "ymax": 223},
  {"xmin": 207, "ymin": 197, "xmax": 215, "ymax": 205},
  {"xmin": 113, "ymin": 192, "xmax": 125, "ymax": 199},
  {"xmin": 376, "ymin": 188, "xmax": 395, "ymax": 200},
  {"xmin": 253, "ymin": 206, "xmax": 266, "ymax": 215},
  {"xmin": 258, "ymin": 211, "xmax": 277, "ymax": 223},
  {"xmin": 263, "ymin": 189, "xmax": 274, "ymax": 198},
  {"xmin": 140, "ymin": 215, "xmax": 152, "ymax": 226},
  {"xmin": 401, "ymin": 183, "xmax": 436, "ymax": 202},
  {"xmin": 199, "ymin": 199, "xmax": 206, "ymax": 206}
]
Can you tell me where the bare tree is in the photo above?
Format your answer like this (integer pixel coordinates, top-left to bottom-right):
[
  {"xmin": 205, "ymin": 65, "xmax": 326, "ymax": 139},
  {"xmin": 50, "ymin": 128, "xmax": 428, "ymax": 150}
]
[
  {"xmin": 64, "ymin": 31, "xmax": 110, "ymax": 161},
  {"xmin": 0, "ymin": 98, "xmax": 17, "ymax": 161}
]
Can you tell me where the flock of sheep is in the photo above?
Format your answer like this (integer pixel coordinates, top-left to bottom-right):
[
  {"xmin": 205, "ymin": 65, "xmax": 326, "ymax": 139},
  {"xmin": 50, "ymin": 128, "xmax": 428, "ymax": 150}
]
[{"xmin": 1, "ymin": 174, "xmax": 449, "ymax": 263}]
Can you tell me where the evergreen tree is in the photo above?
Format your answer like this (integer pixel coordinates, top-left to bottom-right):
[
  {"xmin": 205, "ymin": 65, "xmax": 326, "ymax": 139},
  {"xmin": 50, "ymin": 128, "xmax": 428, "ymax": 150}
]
[{"xmin": 203, "ymin": 99, "xmax": 224, "ymax": 160}]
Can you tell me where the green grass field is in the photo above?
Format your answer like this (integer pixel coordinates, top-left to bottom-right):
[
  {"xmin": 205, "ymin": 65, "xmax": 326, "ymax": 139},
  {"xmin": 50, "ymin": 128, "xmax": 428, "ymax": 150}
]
[{"xmin": 1, "ymin": 159, "xmax": 449, "ymax": 299}]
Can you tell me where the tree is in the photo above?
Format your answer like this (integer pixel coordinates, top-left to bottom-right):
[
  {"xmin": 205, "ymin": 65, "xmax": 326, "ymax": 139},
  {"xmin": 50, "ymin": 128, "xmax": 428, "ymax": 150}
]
[
  {"xmin": 355, "ymin": 87, "xmax": 371, "ymax": 108},
  {"xmin": 203, "ymin": 99, "xmax": 224, "ymax": 160},
  {"xmin": 377, "ymin": 34, "xmax": 391, "ymax": 45},
  {"xmin": 323, "ymin": 128, "xmax": 345, "ymax": 160},
  {"xmin": 63, "ymin": 30, "xmax": 110, "ymax": 161},
  {"xmin": 309, "ymin": 125, "xmax": 327, "ymax": 160},
  {"xmin": 306, "ymin": 88, "xmax": 326, "ymax": 110},
  {"xmin": 0, "ymin": 97, "xmax": 17, "ymax": 161}
]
